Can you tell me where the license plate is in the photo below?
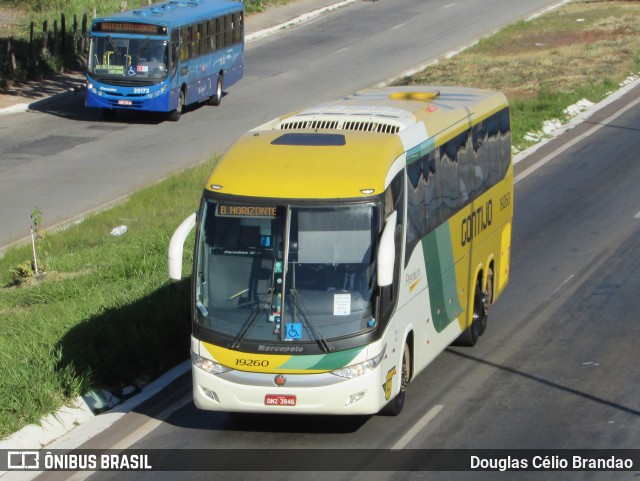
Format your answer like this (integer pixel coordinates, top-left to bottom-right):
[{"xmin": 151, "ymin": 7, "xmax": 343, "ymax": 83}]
[
  {"xmin": 118, "ymin": 100, "xmax": 132, "ymax": 106},
  {"xmin": 265, "ymin": 394, "xmax": 296, "ymax": 406}
]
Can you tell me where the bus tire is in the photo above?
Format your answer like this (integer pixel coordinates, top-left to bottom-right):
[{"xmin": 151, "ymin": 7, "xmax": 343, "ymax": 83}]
[
  {"xmin": 381, "ymin": 343, "xmax": 410, "ymax": 416},
  {"xmin": 453, "ymin": 276, "xmax": 485, "ymax": 347},
  {"xmin": 168, "ymin": 88, "xmax": 185, "ymax": 121},
  {"xmin": 209, "ymin": 75, "xmax": 223, "ymax": 106},
  {"xmin": 478, "ymin": 267, "xmax": 493, "ymax": 337}
]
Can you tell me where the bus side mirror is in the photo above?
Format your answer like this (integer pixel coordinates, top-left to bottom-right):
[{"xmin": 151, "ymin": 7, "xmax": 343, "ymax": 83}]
[
  {"xmin": 168, "ymin": 213, "xmax": 197, "ymax": 280},
  {"xmin": 376, "ymin": 211, "xmax": 397, "ymax": 287}
]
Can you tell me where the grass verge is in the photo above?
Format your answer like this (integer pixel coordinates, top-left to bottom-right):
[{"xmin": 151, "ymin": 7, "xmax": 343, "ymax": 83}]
[
  {"xmin": 0, "ymin": 159, "xmax": 214, "ymax": 439},
  {"xmin": 1, "ymin": 0, "xmax": 640, "ymax": 441}
]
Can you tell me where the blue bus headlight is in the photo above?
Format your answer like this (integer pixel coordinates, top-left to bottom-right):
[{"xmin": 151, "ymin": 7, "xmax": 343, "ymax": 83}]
[
  {"xmin": 331, "ymin": 346, "xmax": 385, "ymax": 379},
  {"xmin": 192, "ymin": 351, "xmax": 231, "ymax": 375}
]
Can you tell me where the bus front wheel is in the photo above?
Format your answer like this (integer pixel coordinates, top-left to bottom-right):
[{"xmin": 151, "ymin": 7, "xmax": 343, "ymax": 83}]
[
  {"xmin": 209, "ymin": 75, "xmax": 223, "ymax": 106},
  {"xmin": 168, "ymin": 89, "xmax": 185, "ymax": 121},
  {"xmin": 381, "ymin": 343, "xmax": 410, "ymax": 416}
]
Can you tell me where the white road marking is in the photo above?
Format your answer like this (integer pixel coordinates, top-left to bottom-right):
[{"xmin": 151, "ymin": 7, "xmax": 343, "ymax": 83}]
[
  {"xmin": 391, "ymin": 404, "xmax": 444, "ymax": 450},
  {"xmin": 634, "ymin": 211, "xmax": 640, "ymax": 219},
  {"xmin": 392, "ymin": 23, "xmax": 406, "ymax": 30},
  {"xmin": 546, "ymin": 275, "xmax": 576, "ymax": 302}
]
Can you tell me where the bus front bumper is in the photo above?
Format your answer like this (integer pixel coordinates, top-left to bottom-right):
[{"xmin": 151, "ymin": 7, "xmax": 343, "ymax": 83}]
[{"xmin": 191, "ymin": 364, "xmax": 391, "ymax": 415}]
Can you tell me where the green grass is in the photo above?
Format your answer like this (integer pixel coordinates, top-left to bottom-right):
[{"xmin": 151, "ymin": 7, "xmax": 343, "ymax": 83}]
[{"xmin": 0, "ymin": 159, "xmax": 215, "ymax": 439}]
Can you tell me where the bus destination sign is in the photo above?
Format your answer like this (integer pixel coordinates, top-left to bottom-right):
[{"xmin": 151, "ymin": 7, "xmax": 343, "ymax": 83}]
[
  {"xmin": 217, "ymin": 205, "xmax": 277, "ymax": 218},
  {"xmin": 93, "ymin": 22, "xmax": 167, "ymax": 35}
]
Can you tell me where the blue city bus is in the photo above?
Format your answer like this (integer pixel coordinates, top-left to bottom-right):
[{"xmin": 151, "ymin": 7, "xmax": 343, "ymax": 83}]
[{"xmin": 86, "ymin": 0, "xmax": 244, "ymax": 121}]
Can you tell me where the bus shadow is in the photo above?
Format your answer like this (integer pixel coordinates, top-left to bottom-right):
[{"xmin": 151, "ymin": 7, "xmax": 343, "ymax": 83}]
[
  {"xmin": 173, "ymin": 406, "xmax": 371, "ymax": 435},
  {"xmin": 24, "ymin": 90, "xmax": 167, "ymax": 124},
  {"xmin": 55, "ymin": 279, "xmax": 192, "ymax": 407},
  {"xmin": 21, "ymin": 86, "xmax": 216, "ymax": 124},
  {"xmin": 445, "ymin": 348, "xmax": 640, "ymax": 417}
]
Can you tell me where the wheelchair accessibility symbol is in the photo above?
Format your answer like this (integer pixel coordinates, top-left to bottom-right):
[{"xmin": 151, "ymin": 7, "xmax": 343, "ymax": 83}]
[{"xmin": 285, "ymin": 323, "xmax": 302, "ymax": 340}]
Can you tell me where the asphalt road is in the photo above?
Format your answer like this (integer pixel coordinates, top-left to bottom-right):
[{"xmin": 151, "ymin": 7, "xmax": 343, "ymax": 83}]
[{"xmin": 0, "ymin": 0, "xmax": 561, "ymax": 250}]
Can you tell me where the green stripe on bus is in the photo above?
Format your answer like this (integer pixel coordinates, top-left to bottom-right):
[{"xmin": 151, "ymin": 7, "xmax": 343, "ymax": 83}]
[
  {"xmin": 423, "ymin": 223, "xmax": 463, "ymax": 332},
  {"xmin": 280, "ymin": 347, "xmax": 364, "ymax": 371}
]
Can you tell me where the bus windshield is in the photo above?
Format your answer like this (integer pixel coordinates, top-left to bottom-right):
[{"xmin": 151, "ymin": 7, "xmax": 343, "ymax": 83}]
[
  {"xmin": 195, "ymin": 200, "xmax": 379, "ymax": 345},
  {"xmin": 88, "ymin": 36, "xmax": 168, "ymax": 80}
]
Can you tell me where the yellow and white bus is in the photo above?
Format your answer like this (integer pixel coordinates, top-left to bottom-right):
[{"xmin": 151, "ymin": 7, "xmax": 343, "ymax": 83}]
[{"xmin": 168, "ymin": 86, "xmax": 513, "ymax": 415}]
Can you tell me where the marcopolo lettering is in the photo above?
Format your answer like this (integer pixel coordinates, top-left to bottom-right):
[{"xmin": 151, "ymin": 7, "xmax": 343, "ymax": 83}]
[{"xmin": 461, "ymin": 200, "xmax": 492, "ymax": 247}]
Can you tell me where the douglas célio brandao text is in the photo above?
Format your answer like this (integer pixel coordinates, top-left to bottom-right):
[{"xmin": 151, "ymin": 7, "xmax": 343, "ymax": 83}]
[{"xmin": 470, "ymin": 454, "xmax": 634, "ymax": 471}]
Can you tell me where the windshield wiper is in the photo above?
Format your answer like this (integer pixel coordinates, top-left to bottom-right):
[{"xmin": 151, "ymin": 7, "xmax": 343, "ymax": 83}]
[
  {"xmin": 289, "ymin": 288, "xmax": 331, "ymax": 352},
  {"xmin": 137, "ymin": 37, "xmax": 150, "ymax": 59},
  {"xmin": 229, "ymin": 288, "xmax": 273, "ymax": 350},
  {"xmin": 107, "ymin": 35, "xmax": 121, "ymax": 56}
]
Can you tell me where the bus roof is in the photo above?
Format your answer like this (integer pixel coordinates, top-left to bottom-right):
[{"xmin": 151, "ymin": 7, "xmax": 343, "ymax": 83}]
[
  {"xmin": 91, "ymin": 0, "xmax": 242, "ymax": 30},
  {"xmin": 206, "ymin": 86, "xmax": 508, "ymax": 200}
]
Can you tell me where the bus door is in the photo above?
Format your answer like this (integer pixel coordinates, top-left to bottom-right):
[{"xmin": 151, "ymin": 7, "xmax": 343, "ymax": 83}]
[{"xmin": 170, "ymin": 29, "xmax": 180, "ymax": 88}]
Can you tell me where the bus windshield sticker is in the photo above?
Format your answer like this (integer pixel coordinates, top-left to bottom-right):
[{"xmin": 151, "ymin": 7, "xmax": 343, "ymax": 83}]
[
  {"xmin": 333, "ymin": 293, "xmax": 351, "ymax": 316},
  {"xmin": 95, "ymin": 65, "xmax": 125, "ymax": 76},
  {"xmin": 285, "ymin": 323, "xmax": 302, "ymax": 340}
]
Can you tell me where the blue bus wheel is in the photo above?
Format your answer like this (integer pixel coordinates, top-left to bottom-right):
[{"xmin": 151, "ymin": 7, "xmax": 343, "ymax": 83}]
[
  {"xmin": 209, "ymin": 75, "xmax": 223, "ymax": 106},
  {"xmin": 168, "ymin": 89, "xmax": 185, "ymax": 121}
]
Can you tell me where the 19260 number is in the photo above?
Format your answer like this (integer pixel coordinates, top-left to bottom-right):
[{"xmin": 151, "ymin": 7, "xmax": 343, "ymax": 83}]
[{"xmin": 236, "ymin": 359, "xmax": 269, "ymax": 367}]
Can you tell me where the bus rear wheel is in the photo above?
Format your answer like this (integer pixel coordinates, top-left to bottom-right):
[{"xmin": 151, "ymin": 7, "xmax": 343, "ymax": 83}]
[
  {"xmin": 168, "ymin": 88, "xmax": 185, "ymax": 121},
  {"xmin": 454, "ymin": 275, "xmax": 486, "ymax": 347},
  {"xmin": 381, "ymin": 343, "xmax": 410, "ymax": 416},
  {"xmin": 209, "ymin": 75, "xmax": 223, "ymax": 106}
]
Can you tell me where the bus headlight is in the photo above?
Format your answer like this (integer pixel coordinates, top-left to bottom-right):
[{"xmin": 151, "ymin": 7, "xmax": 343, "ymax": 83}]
[
  {"xmin": 331, "ymin": 346, "xmax": 385, "ymax": 379},
  {"xmin": 192, "ymin": 351, "xmax": 231, "ymax": 375}
]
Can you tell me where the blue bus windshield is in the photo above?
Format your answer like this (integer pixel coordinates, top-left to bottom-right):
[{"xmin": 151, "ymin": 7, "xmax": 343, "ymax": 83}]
[{"xmin": 88, "ymin": 37, "xmax": 168, "ymax": 80}]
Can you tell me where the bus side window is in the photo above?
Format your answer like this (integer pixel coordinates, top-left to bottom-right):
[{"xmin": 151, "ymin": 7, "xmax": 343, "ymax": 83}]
[
  {"xmin": 201, "ymin": 22, "xmax": 208, "ymax": 54},
  {"xmin": 499, "ymin": 108, "xmax": 512, "ymax": 178},
  {"xmin": 215, "ymin": 17, "xmax": 223, "ymax": 50},
  {"xmin": 192, "ymin": 23, "xmax": 201, "ymax": 57},
  {"xmin": 180, "ymin": 27, "xmax": 189, "ymax": 61},
  {"xmin": 224, "ymin": 14, "xmax": 232, "ymax": 47},
  {"xmin": 233, "ymin": 12, "xmax": 243, "ymax": 44},
  {"xmin": 456, "ymin": 131, "xmax": 473, "ymax": 204},
  {"xmin": 440, "ymin": 141, "xmax": 459, "ymax": 220},
  {"xmin": 171, "ymin": 29, "xmax": 179, "ymax": 77}
]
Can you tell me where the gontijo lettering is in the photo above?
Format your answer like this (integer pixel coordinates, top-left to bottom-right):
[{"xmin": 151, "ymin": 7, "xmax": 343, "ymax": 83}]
[{"xmin": 461, "ymin": 199, "xmax": 492, "ymax": 246}]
